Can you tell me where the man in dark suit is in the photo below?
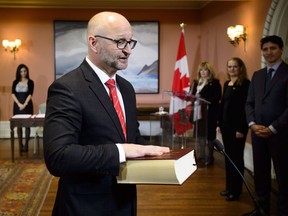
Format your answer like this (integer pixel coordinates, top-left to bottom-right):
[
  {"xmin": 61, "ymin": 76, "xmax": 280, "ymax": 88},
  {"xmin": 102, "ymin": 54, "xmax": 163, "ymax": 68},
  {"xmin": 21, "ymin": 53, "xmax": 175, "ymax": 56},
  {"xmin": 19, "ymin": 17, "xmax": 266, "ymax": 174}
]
[
  {"xmin": 43, "ymin": 11, "xmax": 169, "ymax": 216},
  {"xmin": 245, "ymin": 35, "xmax": 288, "ymax": 216}
]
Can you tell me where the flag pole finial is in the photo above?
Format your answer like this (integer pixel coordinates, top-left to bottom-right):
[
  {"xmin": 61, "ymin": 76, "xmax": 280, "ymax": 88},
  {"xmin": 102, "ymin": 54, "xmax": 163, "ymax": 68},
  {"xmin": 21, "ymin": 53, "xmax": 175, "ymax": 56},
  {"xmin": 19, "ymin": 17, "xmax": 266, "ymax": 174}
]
[{"xmin": 180, "ymin": 23, "xmax": 186, "ymax": 31}]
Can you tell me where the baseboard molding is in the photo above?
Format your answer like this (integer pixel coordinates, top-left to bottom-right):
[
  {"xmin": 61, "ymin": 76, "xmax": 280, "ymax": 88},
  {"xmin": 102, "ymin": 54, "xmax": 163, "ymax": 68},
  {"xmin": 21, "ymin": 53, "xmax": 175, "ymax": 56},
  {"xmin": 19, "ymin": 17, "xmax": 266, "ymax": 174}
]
[
  {"xmin": 0, "ymin": 121, "xmax": 11, "ymax": 138},
  {"xmin": 244, "ymin": 142, "xmax": 254, "ymax": 172}
]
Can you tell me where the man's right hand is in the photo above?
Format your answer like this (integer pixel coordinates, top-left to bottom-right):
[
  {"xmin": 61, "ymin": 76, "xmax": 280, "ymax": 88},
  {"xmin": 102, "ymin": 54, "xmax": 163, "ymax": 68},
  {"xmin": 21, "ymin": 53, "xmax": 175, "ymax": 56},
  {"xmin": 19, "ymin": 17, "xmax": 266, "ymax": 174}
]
[{"xmin": 121, "ymin": 144, "xmax": 170, "ymax": 158}]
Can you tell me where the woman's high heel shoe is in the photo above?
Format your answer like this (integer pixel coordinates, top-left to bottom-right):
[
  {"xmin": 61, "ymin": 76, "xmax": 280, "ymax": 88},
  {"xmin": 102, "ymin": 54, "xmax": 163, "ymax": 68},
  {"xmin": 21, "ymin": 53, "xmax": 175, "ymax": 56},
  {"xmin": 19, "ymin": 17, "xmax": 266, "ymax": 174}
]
[
  {"xmin": 220, "ymin": 190, "xmax": 229, "ymax": 196},
  {"xmin": 226, "ymin": 194, "xmax": 239, "ymax": 201}
]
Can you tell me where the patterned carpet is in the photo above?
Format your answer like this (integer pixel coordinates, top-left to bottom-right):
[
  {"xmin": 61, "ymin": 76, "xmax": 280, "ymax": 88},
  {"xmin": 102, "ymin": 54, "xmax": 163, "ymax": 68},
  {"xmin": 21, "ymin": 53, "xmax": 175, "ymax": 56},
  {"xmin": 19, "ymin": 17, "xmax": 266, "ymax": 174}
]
[{"xmin": 0, "ymin": 159, "xmax": 53, "ymax": 216}]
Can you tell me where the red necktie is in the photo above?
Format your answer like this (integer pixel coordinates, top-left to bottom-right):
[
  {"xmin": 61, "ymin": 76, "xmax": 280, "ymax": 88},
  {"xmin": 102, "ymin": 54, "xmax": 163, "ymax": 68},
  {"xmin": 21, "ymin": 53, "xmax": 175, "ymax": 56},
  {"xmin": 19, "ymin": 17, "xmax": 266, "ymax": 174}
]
[{"xmin": 105, "ymin": 79, "xmax": 127, "ymax": 140}]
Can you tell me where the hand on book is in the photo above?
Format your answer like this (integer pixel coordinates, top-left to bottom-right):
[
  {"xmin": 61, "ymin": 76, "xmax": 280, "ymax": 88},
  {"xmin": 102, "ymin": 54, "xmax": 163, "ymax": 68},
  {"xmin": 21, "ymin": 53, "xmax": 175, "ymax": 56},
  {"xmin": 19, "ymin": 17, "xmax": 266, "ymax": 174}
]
[{"xmin": 121, "ymin": 144, "xmax": 170, "ymax": 158}]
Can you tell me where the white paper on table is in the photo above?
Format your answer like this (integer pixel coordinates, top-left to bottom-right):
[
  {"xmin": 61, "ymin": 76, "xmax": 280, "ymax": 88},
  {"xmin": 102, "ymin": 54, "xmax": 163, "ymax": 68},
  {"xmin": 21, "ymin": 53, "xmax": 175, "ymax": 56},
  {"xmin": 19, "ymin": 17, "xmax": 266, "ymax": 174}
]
[
  {"xmin": 35, "ymin": 114, "xmax": 45, "ymax": 118},
  {"xmin": 12, "ymin": 114, "xmax": 32, "ymax": 119}
]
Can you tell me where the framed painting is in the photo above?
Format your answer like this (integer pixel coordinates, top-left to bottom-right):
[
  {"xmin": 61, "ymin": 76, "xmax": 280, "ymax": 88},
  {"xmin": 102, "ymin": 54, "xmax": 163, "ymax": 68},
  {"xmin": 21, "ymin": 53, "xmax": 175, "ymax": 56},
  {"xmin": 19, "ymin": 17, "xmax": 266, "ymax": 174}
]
[{"xmin": 54, "ymin": 20, "xmax": 159, "ymax": 94}]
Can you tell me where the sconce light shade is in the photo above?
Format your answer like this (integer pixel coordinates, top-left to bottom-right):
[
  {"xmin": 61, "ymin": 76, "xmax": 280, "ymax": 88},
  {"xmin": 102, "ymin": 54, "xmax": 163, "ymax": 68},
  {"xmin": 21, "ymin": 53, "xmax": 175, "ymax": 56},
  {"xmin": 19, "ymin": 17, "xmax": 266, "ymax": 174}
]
[
  {"xmin": 235, "ymin": 25, "xmax": 244, "ymax": 35},
  {"xmin": 2, "ymin": 39, "xmax": 9, "ymax": 47},
  {"xmin": 227, "ymin": 26, "xmax": 237, "ymax": 40},
  {"xmin": 2, "ymin": 39, "xmax": 21, "ymax": 59},
  {"xmin": 227, "ymin": 25, "xmax": 247, "ymax": 50}
]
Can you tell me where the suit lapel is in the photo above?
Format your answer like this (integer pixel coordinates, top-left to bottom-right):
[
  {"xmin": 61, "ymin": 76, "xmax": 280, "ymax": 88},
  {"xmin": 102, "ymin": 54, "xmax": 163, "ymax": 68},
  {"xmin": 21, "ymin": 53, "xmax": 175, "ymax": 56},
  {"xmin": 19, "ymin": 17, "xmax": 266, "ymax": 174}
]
[
  {"xmin": 256, "ymin": 69, "xmax": 267, "ymax": 99},
  {"xmin": 80, "ymin": 61, "xmax": 126, "ymax": 141},
  {"xmin": 263, "ymin": 62, "xmax": 285, "ymax": 97}
]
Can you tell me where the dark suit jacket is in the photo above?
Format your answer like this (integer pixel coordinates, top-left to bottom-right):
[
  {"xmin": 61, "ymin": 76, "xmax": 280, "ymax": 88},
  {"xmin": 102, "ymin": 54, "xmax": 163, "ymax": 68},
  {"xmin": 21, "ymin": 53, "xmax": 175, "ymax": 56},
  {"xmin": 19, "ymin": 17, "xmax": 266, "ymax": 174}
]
[
  {"xmin": 192, "ymin": 79, "xmax": 222, "ymax": 140},
  {"xmin": 246, "ymin": 61, "xmax": 288, "ymax": 132},
  {"xmin": 43, "ymin": 60, "xmax": 144, "ymax": 216},
  {"xmin": 219, "ymin": 79, "xmax": 250, "ymax": 135}
]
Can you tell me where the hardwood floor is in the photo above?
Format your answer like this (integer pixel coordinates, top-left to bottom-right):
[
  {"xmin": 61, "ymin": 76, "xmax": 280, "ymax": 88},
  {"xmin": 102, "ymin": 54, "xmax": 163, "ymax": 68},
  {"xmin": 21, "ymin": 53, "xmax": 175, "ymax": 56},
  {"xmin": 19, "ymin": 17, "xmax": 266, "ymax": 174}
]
[{"xmin": 0, "ymin": 139, "xmax": 277, "ymax": 216}]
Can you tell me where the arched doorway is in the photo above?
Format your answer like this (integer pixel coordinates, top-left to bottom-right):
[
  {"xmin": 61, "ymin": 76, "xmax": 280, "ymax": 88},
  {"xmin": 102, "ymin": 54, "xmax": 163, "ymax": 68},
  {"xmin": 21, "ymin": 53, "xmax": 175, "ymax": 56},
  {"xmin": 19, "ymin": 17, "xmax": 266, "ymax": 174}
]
[
  {"xmin": 262, "ymin": 0, "xmax": 288, "ymax": 67},
  {"xmin": 258, "ymin": 0, "xmax": 288, "ymax": 178}
]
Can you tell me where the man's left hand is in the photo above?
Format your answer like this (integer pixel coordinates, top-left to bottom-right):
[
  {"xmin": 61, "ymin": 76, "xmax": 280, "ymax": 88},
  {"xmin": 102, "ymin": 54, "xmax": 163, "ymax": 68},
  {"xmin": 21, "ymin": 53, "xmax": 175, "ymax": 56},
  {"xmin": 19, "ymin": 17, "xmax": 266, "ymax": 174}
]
[{"xmin": 258, "ymin": 127, "xmax": 273, "ymax": 138}]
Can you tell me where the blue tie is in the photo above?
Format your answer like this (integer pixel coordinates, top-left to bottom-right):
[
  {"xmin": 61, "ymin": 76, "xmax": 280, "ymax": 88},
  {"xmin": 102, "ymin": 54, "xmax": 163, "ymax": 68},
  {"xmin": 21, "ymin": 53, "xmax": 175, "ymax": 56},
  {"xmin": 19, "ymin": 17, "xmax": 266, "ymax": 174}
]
[{"xmin": 265, "ymin": 68, "xmax": 274, "ymax": 93}]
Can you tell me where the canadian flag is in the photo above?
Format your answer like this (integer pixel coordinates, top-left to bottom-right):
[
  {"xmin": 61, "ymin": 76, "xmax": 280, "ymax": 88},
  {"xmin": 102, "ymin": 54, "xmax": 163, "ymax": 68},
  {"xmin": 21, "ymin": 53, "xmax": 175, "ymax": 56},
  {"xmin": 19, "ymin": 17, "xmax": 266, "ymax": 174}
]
[{"xmin": 169, "ymin": 28, "xmax": 193, "ymax": 135}]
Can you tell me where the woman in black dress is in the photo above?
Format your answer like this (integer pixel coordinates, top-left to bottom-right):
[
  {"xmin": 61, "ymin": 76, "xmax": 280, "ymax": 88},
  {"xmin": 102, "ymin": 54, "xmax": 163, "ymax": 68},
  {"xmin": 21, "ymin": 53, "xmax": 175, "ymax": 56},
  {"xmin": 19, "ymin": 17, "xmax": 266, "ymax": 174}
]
[
  {"xmin": 217, "ymin": 57, "xmax": 250, "ymax": 201},
  {"xmin": 12, "ymin": 64, "xmax": 34, "ymax": 152},
  {"xmin": 191, "ymin": 62, "xmax": 222, "ymax": 166}
]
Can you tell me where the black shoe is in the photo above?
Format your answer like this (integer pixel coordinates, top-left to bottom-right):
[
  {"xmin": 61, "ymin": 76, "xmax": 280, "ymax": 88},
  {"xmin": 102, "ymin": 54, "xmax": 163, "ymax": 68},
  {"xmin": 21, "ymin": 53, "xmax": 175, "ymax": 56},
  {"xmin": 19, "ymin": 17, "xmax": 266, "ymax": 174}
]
[
  {"xmin": 242, "ymin": 209, "xmax": 259, "ymax": 216},
  {"xmin": 205, "ymin": 159, "xmax": 214, "ymax": 166},
  {"xmin": 22, "ymin": 144, "xmax": 28, "ymax": 152},
  {"xmin": 20, "ymin": 144, "xmax": 25, "ymax": 152},
  {"xmin": 220, "ymin": 190, "xmax": 229, "ymax": 196},
  {"xmin": 226, "ymin": 194, "xmax": 239, "ymax": 201}
]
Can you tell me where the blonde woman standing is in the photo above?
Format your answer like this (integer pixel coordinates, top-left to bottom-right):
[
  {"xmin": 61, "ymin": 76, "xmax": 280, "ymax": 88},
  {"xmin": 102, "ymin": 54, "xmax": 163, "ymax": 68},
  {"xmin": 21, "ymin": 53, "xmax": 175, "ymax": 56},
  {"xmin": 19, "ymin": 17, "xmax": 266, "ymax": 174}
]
[{"xmin": 191, "ymin": 62, "xmax": 222, "ymax": 166}]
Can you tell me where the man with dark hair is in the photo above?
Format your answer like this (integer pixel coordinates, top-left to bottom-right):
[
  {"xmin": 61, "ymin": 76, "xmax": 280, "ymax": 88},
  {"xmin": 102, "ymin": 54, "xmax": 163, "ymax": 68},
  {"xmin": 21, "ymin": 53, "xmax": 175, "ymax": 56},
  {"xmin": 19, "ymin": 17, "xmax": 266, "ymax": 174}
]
[
  {"xmin": 245, "ymin": 35, "xmax": 288, "ymax": 216},
  {"xmin": 260, "ymin": 34, "xmax": 284, "ymax": 49}
]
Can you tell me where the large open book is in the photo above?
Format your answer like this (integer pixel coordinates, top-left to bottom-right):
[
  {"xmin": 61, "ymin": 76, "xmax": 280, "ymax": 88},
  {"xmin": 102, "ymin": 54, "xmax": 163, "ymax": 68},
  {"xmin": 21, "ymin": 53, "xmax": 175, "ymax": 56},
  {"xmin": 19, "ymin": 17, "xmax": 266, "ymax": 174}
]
[{"xmin": 117, "ymin": 148, "xmax": 197, "ymax": 185}]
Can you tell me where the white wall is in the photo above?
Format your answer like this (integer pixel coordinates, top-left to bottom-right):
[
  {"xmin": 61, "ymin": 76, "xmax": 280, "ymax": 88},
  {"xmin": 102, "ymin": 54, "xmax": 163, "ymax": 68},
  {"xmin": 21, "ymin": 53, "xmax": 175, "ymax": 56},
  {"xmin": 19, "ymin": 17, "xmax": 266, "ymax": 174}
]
[{"xmin": 0, "ymin": 121, "xmax": 37, "ymax": 138}]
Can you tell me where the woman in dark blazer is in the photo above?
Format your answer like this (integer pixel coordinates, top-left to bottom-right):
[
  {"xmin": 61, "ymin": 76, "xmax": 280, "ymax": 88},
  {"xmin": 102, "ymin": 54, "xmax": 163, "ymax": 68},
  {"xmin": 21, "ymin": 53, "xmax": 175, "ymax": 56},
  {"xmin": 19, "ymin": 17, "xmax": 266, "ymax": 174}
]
[
  {"xmin": 217, "ymin": 57, "xmax": 250, "ymax": 201},
  {"xmin": 191, "ymin": 62, "xmax": 222, "ymax": 166}
]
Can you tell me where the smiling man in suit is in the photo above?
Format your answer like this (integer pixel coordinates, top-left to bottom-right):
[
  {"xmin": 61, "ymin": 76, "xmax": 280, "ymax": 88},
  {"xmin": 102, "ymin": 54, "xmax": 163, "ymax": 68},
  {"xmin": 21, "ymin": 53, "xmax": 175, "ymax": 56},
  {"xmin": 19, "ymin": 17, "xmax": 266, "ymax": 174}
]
[
  {"xmin": 43, "ymin": 11, "xmax": 169, "ymax": 216},
  {"xmin": 245, "ymin": 35, "xmax": 288, "ymax": 216}
]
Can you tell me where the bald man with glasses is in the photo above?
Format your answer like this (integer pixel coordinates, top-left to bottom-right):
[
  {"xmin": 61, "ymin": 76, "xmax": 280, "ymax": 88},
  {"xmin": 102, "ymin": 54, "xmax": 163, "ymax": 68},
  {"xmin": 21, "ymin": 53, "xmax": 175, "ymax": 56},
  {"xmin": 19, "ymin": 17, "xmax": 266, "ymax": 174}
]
[{"xmin": 44, "ymin": 11, "xmax": 169, "ymax": 216}]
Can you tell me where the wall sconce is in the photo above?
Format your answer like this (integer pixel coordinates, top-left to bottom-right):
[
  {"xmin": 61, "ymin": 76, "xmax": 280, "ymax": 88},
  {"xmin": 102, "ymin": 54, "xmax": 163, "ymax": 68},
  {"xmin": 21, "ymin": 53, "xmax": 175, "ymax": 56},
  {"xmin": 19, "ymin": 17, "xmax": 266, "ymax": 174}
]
[
  {"xmin": 227, "ymin": 25, "xmax": 247, "ymax": 51},
  {"xmin": 2, "ymin": 39, "xmax": 21, "ymax": 59}
]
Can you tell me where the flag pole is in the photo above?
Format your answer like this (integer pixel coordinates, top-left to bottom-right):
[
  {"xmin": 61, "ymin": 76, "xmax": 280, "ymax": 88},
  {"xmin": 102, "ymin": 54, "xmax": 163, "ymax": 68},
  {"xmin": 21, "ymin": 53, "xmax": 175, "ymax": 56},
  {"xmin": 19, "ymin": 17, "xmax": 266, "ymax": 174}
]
[
  {"xmin": 180, "ymin": 22, "xmax": 188, "ymax": 149},
  {"xmin": 180, "ymin": 23, "xmax": 186, "ymax": 31}
]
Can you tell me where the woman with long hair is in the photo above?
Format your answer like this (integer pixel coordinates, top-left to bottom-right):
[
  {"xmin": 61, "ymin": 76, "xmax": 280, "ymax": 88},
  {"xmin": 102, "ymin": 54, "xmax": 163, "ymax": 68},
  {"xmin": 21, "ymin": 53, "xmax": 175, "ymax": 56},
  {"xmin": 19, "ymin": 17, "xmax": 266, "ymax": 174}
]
[
  {"xmin": 12, "ymin": 64, "xmax": 34, "ymax": 152},
  {"xmin": 191, "ymin": 62, "xmax": 222, "ymax": 166},
  {"xmin": 217, "ymin": 57, "xmax": 250, "ymax": 201}
]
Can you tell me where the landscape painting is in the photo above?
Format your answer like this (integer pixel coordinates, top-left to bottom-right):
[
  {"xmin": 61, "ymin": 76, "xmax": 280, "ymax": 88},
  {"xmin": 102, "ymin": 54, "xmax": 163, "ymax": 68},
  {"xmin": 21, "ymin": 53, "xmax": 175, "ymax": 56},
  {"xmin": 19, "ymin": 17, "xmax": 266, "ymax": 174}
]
[{"xmin": 54, "ymin": 21, "xmax": 159, "ymax": 93}]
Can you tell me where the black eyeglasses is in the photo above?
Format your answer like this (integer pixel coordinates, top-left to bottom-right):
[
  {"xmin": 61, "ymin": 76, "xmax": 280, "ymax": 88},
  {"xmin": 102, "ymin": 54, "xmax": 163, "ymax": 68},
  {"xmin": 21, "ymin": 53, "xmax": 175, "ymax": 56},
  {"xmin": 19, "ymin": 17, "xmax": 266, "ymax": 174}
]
[{"xmin": 95, "ymin": 35, "xmax": 137, "ymax": 49}]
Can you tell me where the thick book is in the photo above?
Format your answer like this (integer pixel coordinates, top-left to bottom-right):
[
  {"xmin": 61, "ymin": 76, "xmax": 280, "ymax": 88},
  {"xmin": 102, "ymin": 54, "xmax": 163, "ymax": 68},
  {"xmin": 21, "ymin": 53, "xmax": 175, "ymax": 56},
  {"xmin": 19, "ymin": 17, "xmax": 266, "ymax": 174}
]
[{"xmin": 117, "ymin": 148, "xmax": 197, "ymax": 185}]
